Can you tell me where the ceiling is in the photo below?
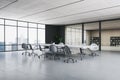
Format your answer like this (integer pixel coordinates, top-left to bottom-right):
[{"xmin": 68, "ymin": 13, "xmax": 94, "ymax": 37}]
[{"xmin": 1, "ymin": 0, "xmax": 120, "ymax": 25}]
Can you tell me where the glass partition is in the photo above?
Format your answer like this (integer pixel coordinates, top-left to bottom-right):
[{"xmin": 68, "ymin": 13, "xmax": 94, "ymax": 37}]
[
  {"xmin": 84, "ymin": 22, "xmax": 99, "ymax": 48},
  {"xmin": 101, "ymin": 20, "xmax": 120, "ymax": 51},
  {"xmin": 65, "ymin": 24, "xmax": 82, "ymax": 54},
  {"xmin": 65, "ymin": 24, "xmax": 82, "ymax": 45}
]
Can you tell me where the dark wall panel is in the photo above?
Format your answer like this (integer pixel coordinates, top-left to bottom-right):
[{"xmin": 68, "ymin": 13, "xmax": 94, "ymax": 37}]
[{"xmin": 45, "ymin": 25, "xmax": 65, "ymax": 44}]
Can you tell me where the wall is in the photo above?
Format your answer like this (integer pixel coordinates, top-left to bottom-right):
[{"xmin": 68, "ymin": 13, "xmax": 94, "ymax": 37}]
[
  {"xmin": 90, "ymin": 29, "xmax": 120, "ymax": 46},
  {"xmin": 101, "ymin": 29, "xmax": 120, "ymax": 46},
  {"xmin": 45, "ymin": 25, "xmax": 65, "ymax": 44}
]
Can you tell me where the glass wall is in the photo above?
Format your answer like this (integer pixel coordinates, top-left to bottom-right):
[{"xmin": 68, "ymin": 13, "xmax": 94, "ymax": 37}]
[
  {"xmin": 65, "ymin": 24, "xmax": 82, "ymax": 45},
  {"xmin": 0, "ymin": 18, "xmax": 45, "ymax": 52},
  {"xmin": 65, "ymin": 19, "xmax": 120, "ymax": 51},
  {"xmin": 38, "ymin": 24, "xmax": 45, "ymax": 44},
  {"xmin": 0, "ymin": 24, "xmax": 4, "ymax": 51},
  {"xmin": 18, "ymin": 27, "xmax": 28, "ymax": 50},
  {"xmin": 65, "ymin": 23, "xmax": 100, "ymax": 51},
  {"xmin": 101, "ymin": 20, "xmax": 120, "ymax": 51},
  {"xmin": 5, "ymin": 26, "xmax": 17, "ymax": 51},
  {"xmin": 84, "ymin": 22, "xmax": 99, "ymax": 46},
  {"xmin": 29, "ymin": 28, "xmax": 37, "ymax": 44}
]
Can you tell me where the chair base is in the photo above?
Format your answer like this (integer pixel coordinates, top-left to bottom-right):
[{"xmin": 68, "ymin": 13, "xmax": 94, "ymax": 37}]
[
  {"xmin": 64, "ymin": 58, "xmax": 77, "ymax": 63},
  {"xmin": 22, "ymin": 52, "xmax": 31, "ymax": 56}
]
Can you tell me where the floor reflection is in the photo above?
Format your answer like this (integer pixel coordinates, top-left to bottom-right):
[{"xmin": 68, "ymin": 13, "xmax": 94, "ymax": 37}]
[{"xmin": 0, "ymin": 51, "xmax": 119, "ymax": 80}]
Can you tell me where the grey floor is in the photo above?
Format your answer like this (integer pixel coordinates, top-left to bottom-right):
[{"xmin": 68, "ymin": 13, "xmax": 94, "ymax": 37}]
[{"xmin": 0, "ymin": 51, "xmax": 120, "ymax": 80}]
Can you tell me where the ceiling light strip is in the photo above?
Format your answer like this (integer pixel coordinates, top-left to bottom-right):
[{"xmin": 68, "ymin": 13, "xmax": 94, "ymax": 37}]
[{"xmin": 19, "ymin": 0, "xmax": 84, "ymax": 19}]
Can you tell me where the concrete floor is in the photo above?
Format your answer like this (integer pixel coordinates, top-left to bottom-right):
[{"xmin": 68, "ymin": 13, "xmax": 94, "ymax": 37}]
[{"xmin": 0, "ymin": 51, "xmax": 120, "ymax": 80}]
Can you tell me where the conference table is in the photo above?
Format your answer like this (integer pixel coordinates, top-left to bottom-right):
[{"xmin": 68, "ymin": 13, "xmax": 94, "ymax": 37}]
[{"xmin": 39, "ymin": 43, "xmax": 99, "ymax": 51}]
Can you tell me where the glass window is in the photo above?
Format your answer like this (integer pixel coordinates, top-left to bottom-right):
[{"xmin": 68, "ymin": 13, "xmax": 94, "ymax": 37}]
[
  {"xmin": 0, "ymin": 45, "xmax": 5, "ymax": 51},
  {"xmin": 0, "ymin": 18, "xmax": 45, "ymax": 51},
  {"xmin": 0, "ymin": 25, "xmax": 4, "ymax": 51},
  {"xmin": 5, "ymin": 20, "xmax": 16, "ymax": 26},
  {"xmin": 18, "ymin": 44, "xmax": 22, "ymax": 50},
  {"xmin": 5, "ymin": 26, "xmax": 17, "ymax": 51},
  {"xmin": 5, "ymin": 26, "xmax": 17, "ymax": 45},
  {"xmin": 6, "ymin": 45, "xmax": 18, "ymax": 51},
  {"xmin": 29, "ymin": 23, "xmax": 37, "ymax": 28},
  {"xmin": 29, "ymin": 28, "xmax": 37, "ymax": 44},
  {"xmin": 38, "ymin": 24, "xmax": 45, "ymax": 29},
  {"xmin": 18, "ymin": 21, "xmax": 27, "ymax": 27},
  {"xmin": 0, "ymin": 25, "xmax": 4, "ymax": 46},
  {"xmin": 0, "ymin": 19, "xmax": 4, "ymax": 24},
  {"xmin": 38, "ymin": 29, "xmax": 45, "ymax": 43},
  {"xmin": 18, "ymin": 27, "xmax": 27, "ymax": 44},
  {"xmin": 18, "ymin": 27, "xmax": 27, "ymax": 50}
]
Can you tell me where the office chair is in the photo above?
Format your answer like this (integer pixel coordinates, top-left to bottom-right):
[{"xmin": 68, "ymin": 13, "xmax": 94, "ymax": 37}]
[
  {"xmin": 89, "ymin": 43, "xmax": 99, "ymax": 56},
  {"xmin": 50, "ymin": 45, "xmax": 65, "ymax": 60},
  {"xmin": 63, "ymin": 45, "xmax": 77, "ymax": 63},
  {"xmin": 87, "ymin": 48, "xmax": 98, "ymax": 56},
  {"xmin": 45, "ymin": 45, "xmax": 58, "ymax": 60},
  {"xmin": 38, "ymin": 45, "xmax": 45, "ymax": 59},
  {"xmin": 22, "ymin": 43, "xmax": 31, "ymax": 56},
  {"xmin": 27, "ymin": 44, "xmax": 38, "ymax": 57},
  {"xmin": 79, "ymin": 48, "xmax": 86, "ymax": 60}
]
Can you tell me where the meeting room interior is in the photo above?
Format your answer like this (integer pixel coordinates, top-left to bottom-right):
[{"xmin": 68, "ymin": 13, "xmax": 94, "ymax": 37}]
[{"xmin": 0, "ymin": 0, "xmax": 120, "ymax": 80}]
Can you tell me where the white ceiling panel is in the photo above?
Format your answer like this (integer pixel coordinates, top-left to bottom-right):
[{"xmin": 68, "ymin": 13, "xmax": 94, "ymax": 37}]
[
  {"xmin": 0, "ymin": 0, "xmax": 120, "ymax": 25},
  {"xmin": 0, "ymin": 0, "xmax": 17, "ymax": 8}
]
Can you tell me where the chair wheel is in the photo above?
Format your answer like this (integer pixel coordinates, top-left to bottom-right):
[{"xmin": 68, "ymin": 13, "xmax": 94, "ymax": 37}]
[
  {"xmin": 38, "ymin": 56, "xmax": 40, "ymax": 59},
  {"xmin": 75, "ymin": 60, "xmax": 77, "ymax": 62},
  {"xmin": 28, "ymin": 53, "xmax": 31, "ymax": 56},
  {"xmin": 72, "ymin": 60, "xmax": 74, "ymax": 63},
  {"xmin": 22, "ymin": 53, "xmax": 24, "ymax": 55},
  {"xmin": 25, "ymin": 53, "xmax": 27, "ymax": 56}
]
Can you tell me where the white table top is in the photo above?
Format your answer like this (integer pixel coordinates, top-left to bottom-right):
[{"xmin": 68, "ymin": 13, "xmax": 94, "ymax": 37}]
[{"xmin": 39, "ymin": 43, "xmax": 99, "ymax": 51}]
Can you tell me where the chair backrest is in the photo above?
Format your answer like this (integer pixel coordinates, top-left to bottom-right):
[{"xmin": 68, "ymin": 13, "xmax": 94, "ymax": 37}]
[
  {"xmin": 49, "ymin": 45, "xmax": 58, "ymax": 53},
  {"xmin": 64, "ymin": 45, "xmax": 71, "ymax": 55},
  {"xmin": 79, "ymin": 48, "xmax": 83, "ymax": 54},
  {"xmin": 28, "ymin": 44, "xmax": 33, "ymax": 50},
  {"xmin": 90, "ymin": 43, "xmax": 98, "ymax": 50},
  {"xmin": 22, "ymin": 43, "xmax": 28, "ymax": 50},
  {"xmin": 39, "ymin": 45, "xmax": 42, "ymax": 51}
]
